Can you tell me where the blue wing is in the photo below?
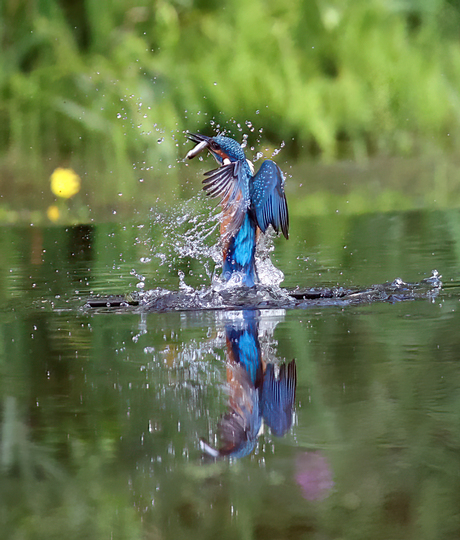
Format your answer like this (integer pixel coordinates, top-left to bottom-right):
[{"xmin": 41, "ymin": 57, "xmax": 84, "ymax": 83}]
[
  {"xmin": 250, "ymin": 160, "xmax": 289, "ymax": 239},
  {"xmin": 202, "ymin": 161, "xmax": 249, "ymax": 240},
  {"xmin": 261, "ymin": 360, "xmax": 296, "ymax": 437}
]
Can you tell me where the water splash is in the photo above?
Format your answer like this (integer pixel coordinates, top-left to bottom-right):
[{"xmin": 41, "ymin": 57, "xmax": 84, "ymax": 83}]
[
  {"xmin": 139, "ymin": 194, "xmax": 222, "ymax": 285},
  {"xmin": 255, "ymin": 229, "xmax": 285, "ymax": 287},
  {"xmin": 134, "ymin": 182, "xmax": 289, "ymax": 296},
  {"xmin": 84, "ymin": 270, "xmax": 442, "ymax": 313},
  {"xmin": 83, "ymin": 176, "xmax": 444, "ymax": 314}
]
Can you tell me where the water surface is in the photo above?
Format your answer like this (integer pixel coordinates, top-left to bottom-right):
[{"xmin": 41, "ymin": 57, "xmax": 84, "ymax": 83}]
[{"xmin": 1, "ymin": 208, "xmax": 460, "ymax": 539}]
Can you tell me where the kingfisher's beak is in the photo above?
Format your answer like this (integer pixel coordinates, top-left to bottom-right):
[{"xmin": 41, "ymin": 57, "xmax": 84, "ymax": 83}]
[{"xmin": 185, "ymin": 133, "xmax": 211, "ymax": 160}]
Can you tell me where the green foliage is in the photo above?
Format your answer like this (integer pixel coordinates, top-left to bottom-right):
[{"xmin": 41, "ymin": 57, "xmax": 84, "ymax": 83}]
[
  {"xmin": 2, "ymin": 1, "xmax": 460, "ymax": 174},
  {"xmin": 2, "ymin": 0, "xmax": 460, "ymax": 221}
]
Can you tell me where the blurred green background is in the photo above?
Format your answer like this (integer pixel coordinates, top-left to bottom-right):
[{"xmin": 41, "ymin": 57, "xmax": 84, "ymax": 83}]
[{"xmin": 2, "ymin": 0, "xmax": 460, "ymax": 222}]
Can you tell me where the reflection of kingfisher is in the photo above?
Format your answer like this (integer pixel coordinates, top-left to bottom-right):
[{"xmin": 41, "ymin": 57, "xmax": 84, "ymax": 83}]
[
  {"xmin": 185, "ymin": 133, "xmax": 289, "ymax": 287},
  {"xmin": 200, "ymin": 311, "xmax": 297, "ymax": 459}
]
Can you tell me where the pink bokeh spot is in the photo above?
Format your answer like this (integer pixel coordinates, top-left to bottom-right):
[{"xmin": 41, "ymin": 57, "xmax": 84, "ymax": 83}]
[{"xmin": 295, "ymin": 451, "xmax": 334, "ymax": 501}]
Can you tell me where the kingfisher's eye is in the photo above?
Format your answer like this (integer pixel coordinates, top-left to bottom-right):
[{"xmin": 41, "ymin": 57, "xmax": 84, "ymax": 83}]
[{"xmin": 210, "ymin": 141, "xmax": 220, "ymax": 151}]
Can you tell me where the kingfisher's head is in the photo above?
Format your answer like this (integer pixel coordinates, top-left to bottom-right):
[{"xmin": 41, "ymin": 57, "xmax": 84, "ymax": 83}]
[{"xmin": 185, "ymin": 133, "xmax": 246, "ymax": 165}]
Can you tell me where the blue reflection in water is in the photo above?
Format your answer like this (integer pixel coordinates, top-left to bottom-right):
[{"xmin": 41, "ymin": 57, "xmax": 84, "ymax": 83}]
[{"xmin": 200, "ymin": 310, "xmax": 296, "ymax": 459}]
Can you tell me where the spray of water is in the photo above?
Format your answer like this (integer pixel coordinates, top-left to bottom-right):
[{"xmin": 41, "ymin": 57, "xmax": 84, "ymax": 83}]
[{"xmin": 130, "ymin": 188, "xmax": 294, "ymax": 311}]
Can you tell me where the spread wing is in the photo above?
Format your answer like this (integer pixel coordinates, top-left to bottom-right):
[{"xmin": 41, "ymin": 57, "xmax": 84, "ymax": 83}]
[
  {"xmin": 202, "ymin": 161, "xmax": 249, "ymax": 241},
  {"xmin": 250, "ymin": 160, "xmax": 289, "ymax": 239}
]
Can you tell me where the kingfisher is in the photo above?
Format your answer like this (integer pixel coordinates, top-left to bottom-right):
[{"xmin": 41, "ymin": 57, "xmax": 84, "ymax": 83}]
[{"xmin": 185, "ymin": 133, "xmax": 289, "ymax": 287}]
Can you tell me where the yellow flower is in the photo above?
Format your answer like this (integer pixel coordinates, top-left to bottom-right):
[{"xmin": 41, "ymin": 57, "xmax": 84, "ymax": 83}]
[
  {"xmin": 46, "ymin": 205, "xmax": 60, "ymax": 222},
  {"xmin": 50, "ymin": 168, "xmax": 81, "ymax": 199}
]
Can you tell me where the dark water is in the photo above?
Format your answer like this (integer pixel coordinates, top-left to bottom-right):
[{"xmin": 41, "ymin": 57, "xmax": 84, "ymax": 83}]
[{"xmin": 2, "ymin": 207, "xmax": 460, "ymax": 539}]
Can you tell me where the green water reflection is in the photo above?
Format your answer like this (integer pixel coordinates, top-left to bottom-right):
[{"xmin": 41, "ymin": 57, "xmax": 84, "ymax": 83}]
[{"xmin": 1, "ymin": 208, "xmax": 460, "ymax": 539}]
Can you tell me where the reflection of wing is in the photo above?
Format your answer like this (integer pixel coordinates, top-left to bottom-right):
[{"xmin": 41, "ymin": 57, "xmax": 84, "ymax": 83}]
[
  {"xmin": 261, "ymin": 360, "xmax": 297, "ymax": 437},
  {"xmin": 250, "ymin": 160, "xmax": 289, "ymax": 239},
  {"xmin": 202, "ymin": 161, "xmax": 249, "ymax": 241}
]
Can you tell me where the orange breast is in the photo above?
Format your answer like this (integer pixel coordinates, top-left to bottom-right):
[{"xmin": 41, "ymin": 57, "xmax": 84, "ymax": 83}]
[{"xmin": 220, "ymin": 189, "xmax": 243, "ymax": 258}]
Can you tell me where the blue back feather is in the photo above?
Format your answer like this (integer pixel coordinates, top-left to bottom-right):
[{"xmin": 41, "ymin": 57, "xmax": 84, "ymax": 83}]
[{"xmin": 223, "ymin": 214, "xmax": 257, "ymax": 286}]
